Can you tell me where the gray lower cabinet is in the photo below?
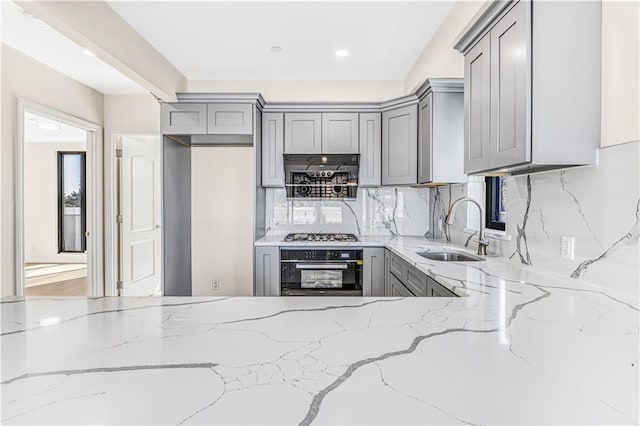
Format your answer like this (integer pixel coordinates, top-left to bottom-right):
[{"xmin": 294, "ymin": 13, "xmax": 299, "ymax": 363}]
[
  {"xmin": 284, "ymin": 113, "xmax": 322, "ymax": 153},
  {"xmin": 261, "ymin": 113, "xmax": 284, "ymax": 187},
  {"xmin": 390, "ymin": 274, "xmax": 414, "ymax": 297},
  {"xmin": 363, "ymin": 248, "xmax": 385, "ymax": 297},
  {"xmin": 359, "ymin": 113, "xmax": 382, "ymax": 187},
  {"xmin": 321, "ymin": 113, "xmax": 359, "ymax": 153},
  {"xmin": 207, "ymin": 103, "xmax": 253, "ymax": 135},
  {"xmin": 382, "ymin": 105, "xmax": 418, "ymax": 186},
  {"xmin": 384, "ymin": 249, "xmax": 391, "ymax": 296},
  {"xmin": 255, "ymin": 247, "xmax": 280, "ymax": 296},
  {"xmin": 161, "ymin": 103, "xmax": 207, "ymax": 135},
  {"xmin": 427, "ymin": 277, "xmax": 457, "ymax": 297}
]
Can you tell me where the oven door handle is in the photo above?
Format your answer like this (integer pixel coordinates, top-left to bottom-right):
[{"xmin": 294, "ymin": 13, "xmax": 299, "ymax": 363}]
[{"xmin": 295, "ymin": 263, "xmax": 349, "ymax": 270}]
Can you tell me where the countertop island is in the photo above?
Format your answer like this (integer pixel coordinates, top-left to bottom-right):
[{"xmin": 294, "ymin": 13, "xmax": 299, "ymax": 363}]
[{"xmin": 1, "ymin": 237, "xmax": 638, "ymax": 425}]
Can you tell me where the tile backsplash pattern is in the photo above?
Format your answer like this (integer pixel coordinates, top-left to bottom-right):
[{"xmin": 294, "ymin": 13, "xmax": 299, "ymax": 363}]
[
  {"xmin": 265, "ymin": 187, "xmax": 431, "ymax": 237},
  {"xmin": 429, "ymin": 141, "xmax": 640, "ymax": 297}
]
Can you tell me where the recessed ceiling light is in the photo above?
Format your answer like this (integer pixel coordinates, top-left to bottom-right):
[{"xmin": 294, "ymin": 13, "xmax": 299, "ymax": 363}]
[
  {"xmin": 270, "ymin": 46, "xmax": 283, "ymax": 53},
  {"xmin": 335, "ymin": 50, "xmax": 349, "ymax": 57},
  {"xmin": 82, "ymin": 49, "xmax": 96, "ymax": 58},
  {"xmin": 36, "ymin": 121, "xmax": 62, "ymax": 131}
]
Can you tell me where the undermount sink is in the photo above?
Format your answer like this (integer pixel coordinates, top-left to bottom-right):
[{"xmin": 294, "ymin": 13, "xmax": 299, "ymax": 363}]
[{"xmin": 417, "ymin": 250, "xmax": 485, "ymax": 262}]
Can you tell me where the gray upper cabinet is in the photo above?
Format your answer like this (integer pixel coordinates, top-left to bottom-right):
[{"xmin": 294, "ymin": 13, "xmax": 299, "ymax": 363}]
[
  {"xmin": 161, "ymin": 103, "xmax": 207, "ymax": 135},
  {"xmin": 489, "ymin": 1, "xmax": 528, "ymax": 169},
  {"xmin": 262, "ymin": 113, "xmax": 284, "ymax": 187},
  {"xmin": 207, "ymin": 103, "xmax": 253, "ymax": 135},
  {"xmin": 321, "ymin": 113, "xmax": 359, "ymax": 153},
  {"xmin": 455, "ymin": 0, "xmax": 600, "ymax": 174},
  {"xmin": 359, "ymin": 113, "xmax": 382, "ymax": 187},
  {"xmin": 418, "ymin": 93, "xmax": 433, "ymax": 184},
  {"xmin": 382, "ymin": 104, "xmax": 418, "ymax": 186},
  {"xmin": 417, "ymin": 79, "xmax": 466, "ymax": 184},
  {"xmin": 463, "ymin": 36, "xmax": 491, "ymax": 174},
  {"xmin": 284, "ymin": 113, "xmax": 322, "ymax": 153}
]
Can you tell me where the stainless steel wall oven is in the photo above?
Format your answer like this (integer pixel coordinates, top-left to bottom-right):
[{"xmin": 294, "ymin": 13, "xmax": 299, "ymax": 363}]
[{"xmin": 280, "ymin": 248, "xmax": 363, "ymax": 296}]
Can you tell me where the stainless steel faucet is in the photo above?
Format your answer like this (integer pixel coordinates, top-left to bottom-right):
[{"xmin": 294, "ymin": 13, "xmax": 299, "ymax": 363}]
[{"xmin": 445, "ymin": 197, "xmax": 489, "ymax": 256}]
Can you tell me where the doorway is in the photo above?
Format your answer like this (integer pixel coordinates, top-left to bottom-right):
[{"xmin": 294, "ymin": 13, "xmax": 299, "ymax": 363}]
[{"xmin": 16, "ymin": 100, "xmax": 103, "ymax": 297}]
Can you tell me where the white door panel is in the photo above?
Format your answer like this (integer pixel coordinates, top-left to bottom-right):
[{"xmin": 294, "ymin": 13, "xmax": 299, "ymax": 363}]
[{"xmin": 121, "ymin": 135, "xmax": 161, "ymax": 296}]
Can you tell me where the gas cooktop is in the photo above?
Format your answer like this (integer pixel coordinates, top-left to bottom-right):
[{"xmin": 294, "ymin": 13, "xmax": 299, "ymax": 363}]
[{"xmin": 283, "ymin": 233, "xmax": 359, "ymax": 243}]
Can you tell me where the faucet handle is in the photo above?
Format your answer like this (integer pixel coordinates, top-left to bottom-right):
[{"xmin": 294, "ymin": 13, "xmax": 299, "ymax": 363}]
[{"xmin": 475, "ymin": 238, "xmax": 489, "ymax": 256}]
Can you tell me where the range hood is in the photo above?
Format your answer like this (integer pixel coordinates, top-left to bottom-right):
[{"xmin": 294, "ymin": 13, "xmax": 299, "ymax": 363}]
[{"xmin": 283, "ymin": 154, "xmax": 360, "ymax": 200}]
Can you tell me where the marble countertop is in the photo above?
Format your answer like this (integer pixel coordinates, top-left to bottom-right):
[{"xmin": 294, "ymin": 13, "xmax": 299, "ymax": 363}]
[{"xmin": 2, "ymin": 237, "xmax": 638, "ymax": 425}]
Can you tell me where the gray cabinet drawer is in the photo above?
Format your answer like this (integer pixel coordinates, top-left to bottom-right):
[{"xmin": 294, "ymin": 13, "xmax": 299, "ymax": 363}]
[
  {"xmin": 427, "ymin": 277, "xmax": 457, "ymax": 297},
  {"xmin": 207, "ymin": 103, "xmax": 253, "ymax": 135},
  {"xmin": 390, "ymin": 274, "xmax": 415, "ymax": 297},
  {"xmin": 389, "ymin": 252, "xmax": 407, "ymax": 282},
  {"xmin": 405, "ymin": 265, "xmax": 427, "ymax": 297},
  {"xmin": 161, "ymin": 103, "xmax": 207, "ymax": 135}
]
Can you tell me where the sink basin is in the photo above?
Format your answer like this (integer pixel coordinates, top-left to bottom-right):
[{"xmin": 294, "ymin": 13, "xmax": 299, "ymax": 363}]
[{"xmin": 417, "ymin": 250, "xmax": 485, "ymax": 262}]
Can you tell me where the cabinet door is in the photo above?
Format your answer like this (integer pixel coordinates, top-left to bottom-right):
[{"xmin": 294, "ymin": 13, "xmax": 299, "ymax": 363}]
[
  {"xmin": 207, "ymin": 103, "xmax": 253, "ymax": 135},
  {"xmin": 284, "ymin": 113, "xmax": 322, "ymax": 153},
  {"xmin": 382, "ymin": 105, "xmax": 418, "ymax": 185},
  {"xmin": 405, "ymin": 266, "xmax": 427, "ymax": 297},
  {"xmin": 255, "ymin": 247, "xmax": 280, "ymax": 296},
  {"xmin": 384, "ymin": 249, "xmax": 391, "ymax": 296},
  {"xmin": 427, "ymin": 277, "xmax": 457, "ymax": 297},
  {"xmin": 262, "ymin": 113, "xmax": 285, "ymax": 187},
  {"xmin": 161, "ymin": 103, "xmax": 207, "ymax": 135},
  {"xmin": 359, "ymin": 113, "xmax": 382, "ymax": 187},
  {"xmin": 418, "ymin": 94, "xmax": 433, "ymax": 184},
  {"xmin": 464, "ymin": 35, "xmax": 491, "ymax": 173},
  {"xmin": 390, "ymin": 274, "xmax": 414, "ymax": 297},
  {"xmin": 490, "ymin": 0, "xmax": 529, "ymax": 169},
  {"xmin": 363, "ymin": 248, "xmax": 385, "ymax": 297},
  {"xmin": 321, "ymin": 113, "xmax": 359, "ymax": 153}
]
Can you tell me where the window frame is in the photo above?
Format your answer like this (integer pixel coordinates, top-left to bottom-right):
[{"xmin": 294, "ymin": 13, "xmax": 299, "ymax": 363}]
[
  {"xmin": 57, "ymin": 151, "xmax": 87, "ymax": 253},
  {"xmin": 485, "ymin": 176, "xmax": 506, "ymax": 231}
]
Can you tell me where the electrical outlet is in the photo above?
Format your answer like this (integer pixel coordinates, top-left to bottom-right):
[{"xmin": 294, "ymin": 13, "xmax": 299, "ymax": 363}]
[
  {"xmin": 561, "ymin": 235, "xmax": 574, "ymax": 260},
  {"xmin": 212, "ymin": 279, "xmax": 220, "ymax": 292}
]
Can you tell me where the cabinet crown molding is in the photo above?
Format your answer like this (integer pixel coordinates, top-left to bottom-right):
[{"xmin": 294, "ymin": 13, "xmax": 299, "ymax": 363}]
[
  {"xmin": 175, "ymin": 92, "xmax": 266, "ymax": 108},
  {"xmin": 453, "ymin": 0, "xmax": 515, "ymax": 54},
  {"xmin": 415, "ymin": 78, "xmax": 464, "ymax": 100}
]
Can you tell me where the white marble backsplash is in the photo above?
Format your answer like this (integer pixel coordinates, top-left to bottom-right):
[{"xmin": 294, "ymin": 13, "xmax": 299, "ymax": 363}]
[
  {"xmin": 265, "ymin": 187, "xmax": 430, "ymax": 237},
  {"xmin": 428, "ymin": 141, "xmax": 640, "ymax": 297}
]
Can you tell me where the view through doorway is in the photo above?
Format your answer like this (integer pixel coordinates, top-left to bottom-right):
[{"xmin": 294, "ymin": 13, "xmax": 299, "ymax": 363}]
[{"xmin": 23, "ymin": 111, "xmax": 88, "ymax": 296}]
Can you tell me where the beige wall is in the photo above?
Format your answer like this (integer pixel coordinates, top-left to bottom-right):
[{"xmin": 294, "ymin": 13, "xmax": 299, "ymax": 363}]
[
  {"xmin": 1, "ymin": 44, "xmax": 104, "ymax": 297},
  {"xmin": 24, "ymin": 141, "xmax": 87, "ymax": 264},
  {"xmin": 602, "ymin": 0, "xmax": 640, "ymax": 147},
  {"xmin": 188, "ymin": 80, "xmax": 404, "ymax": 102},
  {"xmin": 403, "ymin": 1, "xmax": 486, "ymax": 93},
  {"xmin": 191, "ymin": 147, "xmax": 254, "ymax": 296}
]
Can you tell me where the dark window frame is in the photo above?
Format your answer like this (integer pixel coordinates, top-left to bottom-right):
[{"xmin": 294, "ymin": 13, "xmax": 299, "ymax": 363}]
[
  {"xmin": 57, "ymin": 151, "xmax": 87, "ymax": 253},
  {"xmin": 485, "ymin": 176, "xmax": 506, "ymax": 231}
]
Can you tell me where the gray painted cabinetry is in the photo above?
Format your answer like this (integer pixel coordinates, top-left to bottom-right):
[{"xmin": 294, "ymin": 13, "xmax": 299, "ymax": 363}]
[
  {"xmin": 416, "ymin": 79, "xmax": 466, "ymax": 184},
  {"xmin": 161, "ymin": 103, "xmax": 207, "ymax": 135},
  {"xmin": 284, "ymin": 113, "xmax": 322, "ymax": 153},
  {"xmin": 387, "ymin": 249, "xmax": 457, "ymax": 298},
  {"xmin": 455, "ymin": 0, "xmax": 600, "ymax": 174},
  {"xmin": 363, "ymin": 248, "xmax": 385, "ymax": 296},
  {"xmin": 382, "ymin": 105, "xmax": 418, "ymax": 186},
  {"xmin": 261, "ymin": 113, "xmax": 285, "ymax": 187},
  {"xmin": 255, "ymin": 247, "xmax": 280, "ymax": 296},
  {"xmin": 207, "ymin": 103, "xmax": 253, "ymax": 135},
  {"xmin": 322, "ymin": 113, "xmax": 359, "ymax": 153},
  {"xmin": 359, "ymin": 113, "xmax": 382, "ymax": 187}
]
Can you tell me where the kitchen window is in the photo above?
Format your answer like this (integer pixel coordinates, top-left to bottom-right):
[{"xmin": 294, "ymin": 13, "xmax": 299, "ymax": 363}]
[
  {"xmin": 485, "ymin": 176, "xmax": 506, "ymax": 231},
  {"xmin": 58, "ymin": 152, "xmax": 86, "ymax": 253}
]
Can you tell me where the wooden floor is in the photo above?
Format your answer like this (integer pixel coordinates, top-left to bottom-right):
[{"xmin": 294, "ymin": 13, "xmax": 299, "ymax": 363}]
[{"xmin": 24, "ymin": 263, "xmax": 87, "ymax": 297}]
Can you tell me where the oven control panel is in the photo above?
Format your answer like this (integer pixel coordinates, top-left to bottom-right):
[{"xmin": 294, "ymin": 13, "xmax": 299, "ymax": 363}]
[{"xmin": 281, "ymin": 249, "xmax": 363, "ymax": 261}]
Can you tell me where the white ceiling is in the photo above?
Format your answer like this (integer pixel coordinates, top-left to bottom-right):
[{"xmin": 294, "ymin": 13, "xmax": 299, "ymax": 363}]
[
  {"xmin": 24, "ymin": 111, "xmax": 87, "ymax": 143},
  {"xmin": 1, "ymin": 1, "xmax": 146, "ymax": 95},
  {"xmin": 107, "ymin": 1, "xmax": 455, "ymax": 80}
]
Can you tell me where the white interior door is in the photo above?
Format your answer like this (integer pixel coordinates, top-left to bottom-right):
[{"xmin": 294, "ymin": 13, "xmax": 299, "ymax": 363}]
[{"xmin": 121, "ymin": 135, "xmax": 162, "ymax": 296}]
